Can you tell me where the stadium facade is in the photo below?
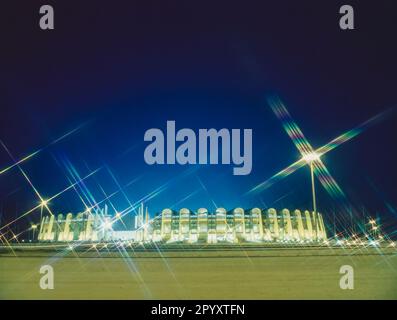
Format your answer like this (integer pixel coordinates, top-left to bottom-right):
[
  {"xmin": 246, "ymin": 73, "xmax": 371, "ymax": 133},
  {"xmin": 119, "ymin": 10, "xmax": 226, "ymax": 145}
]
[{"xmin": 37, "ymin": 204, "xmax": 327, "ymax": 243}]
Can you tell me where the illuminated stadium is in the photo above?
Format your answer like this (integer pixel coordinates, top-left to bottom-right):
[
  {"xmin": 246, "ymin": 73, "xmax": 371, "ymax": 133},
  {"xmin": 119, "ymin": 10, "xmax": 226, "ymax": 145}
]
[{"xmin": 37, "ymin": 204, "xmax": 327, "ymax": 244}]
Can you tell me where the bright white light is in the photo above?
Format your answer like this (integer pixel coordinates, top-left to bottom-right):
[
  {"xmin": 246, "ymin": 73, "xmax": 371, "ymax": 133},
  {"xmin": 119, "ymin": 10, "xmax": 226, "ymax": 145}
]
[
  {"xmin": 41, "ymin": 199, "xmax": 48, "ymax": 207},
  {"xmin": 115, "ymin": 212, "xmax": 121, "ymax": 219},
  {"xmin": 369, "ymin": 240, "xmax": 379, "ymax": 247},
  {"xmin": 102, "ymin": 220, "xmax": 113, "ymax": 230},
  {"xmin": 302, "ymin": 152, "xmax": 320, "ymax": 163},
  {"xmin": 31, "ymin": 224, "xmax": 38, "ymax": 230}
]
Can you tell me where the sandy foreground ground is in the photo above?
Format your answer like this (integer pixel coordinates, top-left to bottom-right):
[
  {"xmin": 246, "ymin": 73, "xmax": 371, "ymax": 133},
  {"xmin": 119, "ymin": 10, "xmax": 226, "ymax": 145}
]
[{"xmin": 1, "ymin": 245, "xmax": 396, "ymax": 299}]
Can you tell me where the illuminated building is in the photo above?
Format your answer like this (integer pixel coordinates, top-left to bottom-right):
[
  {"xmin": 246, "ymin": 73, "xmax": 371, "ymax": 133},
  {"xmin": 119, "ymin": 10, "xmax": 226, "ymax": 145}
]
[
  {"xmin": 37, "ymin": 205, "xmax": 113, "ymax": 242},
  {"xmin": 37, "ymin": 204, "xmax": 327, "ymax": 243},
  {"xmin": 140, "ymin": 207, "xmax": 327, "ymax": 243}
]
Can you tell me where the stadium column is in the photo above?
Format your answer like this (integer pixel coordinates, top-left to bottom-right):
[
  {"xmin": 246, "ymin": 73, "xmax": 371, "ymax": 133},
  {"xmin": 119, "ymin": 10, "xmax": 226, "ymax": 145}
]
[
  {"xmin": 318, "ymin": 213, "xmax": 326, "ymax": 240},
  {"xmin": 282, "ymin": 209, "xmax": 293, "ymax": 240},
  {"xmin": 37, "ymin": 216, "xmax": 46, "ymax": 241},
  {"xmin": 304, "ymin": 210, "xmax": 313, "ymax": 240},
  {"xmin": 64, "ymin": 213, "xmax": 73, "ymax": 241},
  {"xmin": 242, "ymin": 209, "xmax": 246, "ymax": 239},
  {"xmin": 197, "ymin": 208, "xmax": 208, "ymax": 242},
  {"xmin": 268, "ymin": 208, "xmax": 279, "ymax": 240},
  {"xmin": 294, "ymin": 210, "xmax": 305, "ymax": 241},
  {"xmin": 312, "ymin": 211, "xmax": 320, "ymax": 241},
  {"xmin": 45, "ymin": 215, "xmax": 55, "ymax": 241},
  {"xmin": 257, "ymin": 209, "xmax": 264, "ymax": 240}
]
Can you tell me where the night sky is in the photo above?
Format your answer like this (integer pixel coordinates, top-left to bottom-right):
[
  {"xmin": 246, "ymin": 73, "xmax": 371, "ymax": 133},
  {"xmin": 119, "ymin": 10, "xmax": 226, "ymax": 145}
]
[{"xmin": 1, "ymin": 1, "xmax": 397, "ymax": 236}]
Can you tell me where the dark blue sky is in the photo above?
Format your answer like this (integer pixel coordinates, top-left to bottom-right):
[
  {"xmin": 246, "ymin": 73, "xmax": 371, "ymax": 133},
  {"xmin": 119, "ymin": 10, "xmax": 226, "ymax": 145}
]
[{"xmin": 1, "ymin": 1, "xmax": 397, "ymax": 234}]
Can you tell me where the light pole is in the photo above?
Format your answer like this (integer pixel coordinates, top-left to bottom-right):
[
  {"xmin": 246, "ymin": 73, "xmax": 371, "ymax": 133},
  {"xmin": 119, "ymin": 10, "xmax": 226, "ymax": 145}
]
[
  {"xmin": 302, "ymin": 152, "xmax": 320, "ymax": 215},
  {"xmin": 31, "ymin": 224, "xmax": 38, "ymax": 242},
  {"xmin": 310, "ymin": 160, "xmax": 317, "ymax": 214}
]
